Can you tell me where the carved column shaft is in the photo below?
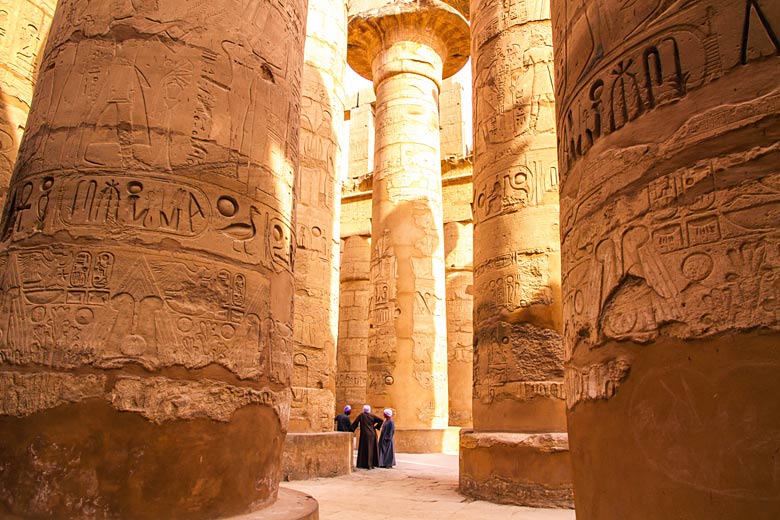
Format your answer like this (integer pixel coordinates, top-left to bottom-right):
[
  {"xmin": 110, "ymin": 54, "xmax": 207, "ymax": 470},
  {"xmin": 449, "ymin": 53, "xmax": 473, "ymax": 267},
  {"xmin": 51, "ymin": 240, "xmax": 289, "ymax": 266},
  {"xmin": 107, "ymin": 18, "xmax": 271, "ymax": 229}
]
[
  {"xmin": 459, "ymin": 0, "xmax": 573, "ymax": 508},
  {"xmin": 290, "ymin": 0, "xmax": 346, "ymax": 434},
  {"xmin": 348, "ymin": 1, "xmax": 469, "ymax": 434},
  {"xmin": 444, "ymin": 219, "xmax": 473, "ymax": 427},
  {"xmin": 0, "ymin": 0, "xmax": 306, "ymax": 517},
  {"xmin": 370, "ymin": 38, "xmax": 449, "ymax": 429},
  {"xmin": 553, "ymin": 0, "xmax": 780, "ymax": 517},
  {"xmin": 336, "ymin": 234, "xmax": 371, "ymax": 411}
]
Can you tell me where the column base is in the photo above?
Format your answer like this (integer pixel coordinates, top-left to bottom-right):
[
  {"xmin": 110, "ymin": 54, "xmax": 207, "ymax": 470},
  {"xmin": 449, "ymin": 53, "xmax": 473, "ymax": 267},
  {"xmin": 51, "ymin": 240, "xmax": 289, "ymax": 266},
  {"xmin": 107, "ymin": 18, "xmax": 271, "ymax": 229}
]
[
  {"xmin": 459, "ymin": 430, "xmax": 574, "ymax": 509},
  {"xmin": 227, "ymin": 488, "xmax": 318, "ymax": 520},
  {"xmin": 282, "ymin": 432, "xmax": 352, "ymax": 480},
  {"xmin": 394, "ymin": 427, "xmax": 460, "ymax": 453}
]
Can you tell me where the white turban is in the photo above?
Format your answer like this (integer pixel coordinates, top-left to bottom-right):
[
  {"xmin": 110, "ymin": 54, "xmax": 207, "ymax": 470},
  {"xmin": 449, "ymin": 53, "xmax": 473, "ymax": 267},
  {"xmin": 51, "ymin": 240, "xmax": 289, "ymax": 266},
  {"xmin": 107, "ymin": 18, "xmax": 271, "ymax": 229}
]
[
  {"xmin": 384, "ymin": 408, "xmax": 393, "ymax": 417},
  {"xmin": 363, "ymin": 405, "xmax": 371, "ymax": 413}
]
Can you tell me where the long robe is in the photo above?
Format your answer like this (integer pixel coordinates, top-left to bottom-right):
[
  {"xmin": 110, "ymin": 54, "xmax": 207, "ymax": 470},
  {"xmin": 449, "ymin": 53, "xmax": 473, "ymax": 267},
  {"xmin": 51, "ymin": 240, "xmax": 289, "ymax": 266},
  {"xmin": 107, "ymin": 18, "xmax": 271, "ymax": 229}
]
[
  {"xmin": 378, "ymin": 418, "xmax": 396, "ymax": 468},
  {"xmin": 352, "ymin": 411, "xmax": 383, "ymax": 469},
  {"xmin": 334, "ymin": 413, "xmax": 352, "ymax": 432}
]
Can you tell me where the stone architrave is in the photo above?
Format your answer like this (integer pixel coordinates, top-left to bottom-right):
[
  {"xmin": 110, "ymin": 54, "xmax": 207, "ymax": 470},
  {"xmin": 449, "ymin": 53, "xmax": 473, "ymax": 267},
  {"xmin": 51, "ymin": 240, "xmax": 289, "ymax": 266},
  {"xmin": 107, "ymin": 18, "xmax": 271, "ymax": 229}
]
[
  {"xmin": 347, "ymin": 0, "xmax": 469, "ymax": 451},
  {"xmin": 289, "ymin": 0, "xmax": 346, "ymax": 435},
  {"xmin": 444, "ymin": 220, "xmax": 473, "ymax": 427},
  {"xmin": 335, "ymin": 234, "xmax": 371, "ymax": 411},
  {"xmin": 552, "ymin": 1, "xmax": 780, "ymax": 518},
  {"xmin": 0, "ymin": 0, "xmax": 306, "ymax": 517},
  {"xmin": 0, "ymin": 0, "xmax": 56, "ymax": 207},
  {"xmin": 459, "ymin": 0, "xmax": 573, "ymax": 508}
]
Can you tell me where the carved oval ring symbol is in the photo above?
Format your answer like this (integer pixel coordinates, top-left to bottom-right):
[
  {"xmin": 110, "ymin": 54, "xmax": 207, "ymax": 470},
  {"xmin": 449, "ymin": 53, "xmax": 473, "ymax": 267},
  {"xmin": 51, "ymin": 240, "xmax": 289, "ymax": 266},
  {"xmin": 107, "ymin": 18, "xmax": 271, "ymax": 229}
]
[
  {"xmin": 384, "ymin": 375, "xmax": 394, "ymax": 385},
  {"xmin": 682, "ymin": 253, "xmax": 713, "ymax": 282},
  {"xmin": 217, "ymin": 196, "xmax": 238, "ymax": 217},
  {"xmin": 75, "ymin": 307, "xmax": 94, "ymax": 325},
  {"xmin": 127, "ymin": 181, "xmax": 143, "ymax": 194}
]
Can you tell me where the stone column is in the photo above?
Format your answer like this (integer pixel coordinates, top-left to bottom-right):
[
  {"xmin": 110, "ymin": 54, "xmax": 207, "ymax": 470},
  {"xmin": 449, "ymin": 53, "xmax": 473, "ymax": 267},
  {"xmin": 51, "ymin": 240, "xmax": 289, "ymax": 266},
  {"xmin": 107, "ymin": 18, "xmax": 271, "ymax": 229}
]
[
  {"xmin": 0, "ymin": 0, "xmax": 306, "ymax": 517},
  {"xmin": 283, "ymin": 0, "xmax": 351, "ymax": 481},
  {"xmin": 459, "ymin": 0, "xmax": 573, "ymax": 508},
  {"xmin": 336, "ymin": 234, "xmax": 371, "ymax": 411},
  {"xmin": 347, "ymin": 0, "xmax": 469, "ymax": 452},
  {"xmin": 289, "ymin": 0, "xmax": 345, "ymax": 435},
  {"xmin": 444, "ymin": 220, "xmax": 473, "ymax": 427},
  {"xmin": 0, "ymin": 0, "xmax": 56, "ymax": 207},
  {"xmin": 552, "ymin": 1, "xmax": 780, "ymax": 518}
]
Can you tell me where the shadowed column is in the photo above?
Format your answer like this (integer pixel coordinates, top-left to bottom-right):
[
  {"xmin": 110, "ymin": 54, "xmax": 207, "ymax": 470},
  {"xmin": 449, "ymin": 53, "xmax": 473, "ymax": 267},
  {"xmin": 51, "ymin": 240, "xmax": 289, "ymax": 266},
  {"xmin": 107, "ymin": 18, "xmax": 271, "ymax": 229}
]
[
  {"xmin": 0, "ymin": 0, "xmax": 306, "ymax": 517},
  {"xmin": 552, "ymin": 0, "xmax": 780, "ymax": 517},
  {"xmin": 347, "ymin": 0, "xmax": 468, "ymax": 452}
]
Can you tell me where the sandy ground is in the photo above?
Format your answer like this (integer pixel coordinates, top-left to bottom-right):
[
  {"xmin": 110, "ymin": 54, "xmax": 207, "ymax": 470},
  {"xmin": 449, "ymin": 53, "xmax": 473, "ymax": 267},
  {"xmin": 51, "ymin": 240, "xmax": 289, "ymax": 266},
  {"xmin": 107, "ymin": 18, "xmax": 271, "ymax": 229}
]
[{"xmin": 282, "ymin": 453, "xmax": 576, "ymax": 520}]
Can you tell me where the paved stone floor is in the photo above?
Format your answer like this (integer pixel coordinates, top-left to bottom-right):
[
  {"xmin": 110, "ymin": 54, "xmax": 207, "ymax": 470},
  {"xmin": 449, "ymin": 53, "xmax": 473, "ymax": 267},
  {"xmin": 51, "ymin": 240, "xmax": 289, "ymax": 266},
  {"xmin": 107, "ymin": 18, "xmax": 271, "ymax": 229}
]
[{"xmin": 281, "ymin": 453, "xmax": 576, "ymax": 520}]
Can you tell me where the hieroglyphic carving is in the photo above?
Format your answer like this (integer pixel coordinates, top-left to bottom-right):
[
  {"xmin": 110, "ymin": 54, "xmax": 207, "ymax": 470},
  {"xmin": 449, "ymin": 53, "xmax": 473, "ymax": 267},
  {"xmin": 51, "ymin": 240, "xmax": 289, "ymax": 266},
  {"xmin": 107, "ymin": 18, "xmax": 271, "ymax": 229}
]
[
  {"xmin": 470, "ymin": 0, "xmax": 565, "ymax": 440},
  {"xmin": 289, "ymin": 0, "xmax": 346, "ymax": 434},
  {"xmin": 445, "ymin": 221, "xmax": 473, "ymax": 426},
  {"xmin": 0, "ymin": 246, "xmax": 270, "ymax": 379},
  {"xmin": 0, "ymin": 173, "xmax": 295, "ymax": 272},
  {"xmin": 17, "ymin": 0, "xmax": 304, "ymax": 193},
  {"xmin": 555, "ymin": 0, "xmax": 780, "ymax": 178},
  {"xmin": 563, "ymin": 359, "xmax": 630, "ymax": 409},
  {"xmin": 465, "ymin": 3, "xmax": 572, "ymax": 507},
  {"xmin": 473, "ymin": 321, "xmax": 564, "ymax": 405},
  {"xmin": 562, "ymin": 122, "xmax": 780, "ymax": 357},
  {"xmin": 555, "ymin": 1, "xmax": 780, "ymax": 515},
  {"xmin": 0, "ymin": 0, "xmax": 306, "ymax": 515},
  {"xmin": 289, "ymin": 386, "xmax": 335, "ymax": 432},
  {"xmin": 472, "ymin": 156, "xmax": 558, "ymax": 224}
]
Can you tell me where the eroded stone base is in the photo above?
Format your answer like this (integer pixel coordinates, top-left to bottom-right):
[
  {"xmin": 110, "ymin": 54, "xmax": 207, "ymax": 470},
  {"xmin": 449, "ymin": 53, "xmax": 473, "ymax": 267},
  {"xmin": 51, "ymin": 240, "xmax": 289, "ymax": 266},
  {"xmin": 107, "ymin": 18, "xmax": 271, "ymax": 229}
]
[
  {"xmin": 282, "ymin": 432, "xmax": 352, "ymax": 480},
  {"xmin": 228, "ymin": 488, "xmax": 318, "ymax": 520},
  {"xmin": 394, "ymin": 427, "xmax": 460, "ymax": 453},
  {"xmin": 0, "ymin": 399, "xmax": 284, "ymax": 520},
  {"xmin": 459, "ymin": 430, "xmax": 573, "ymax": 508}
]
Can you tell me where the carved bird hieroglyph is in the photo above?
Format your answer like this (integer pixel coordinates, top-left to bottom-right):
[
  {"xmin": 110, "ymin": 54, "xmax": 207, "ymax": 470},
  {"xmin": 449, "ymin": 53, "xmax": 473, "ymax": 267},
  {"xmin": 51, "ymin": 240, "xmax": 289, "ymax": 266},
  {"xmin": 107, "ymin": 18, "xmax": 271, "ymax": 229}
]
[{"xmin": 217, "ymin": 206, "xmax": 262, "ymax": 255}]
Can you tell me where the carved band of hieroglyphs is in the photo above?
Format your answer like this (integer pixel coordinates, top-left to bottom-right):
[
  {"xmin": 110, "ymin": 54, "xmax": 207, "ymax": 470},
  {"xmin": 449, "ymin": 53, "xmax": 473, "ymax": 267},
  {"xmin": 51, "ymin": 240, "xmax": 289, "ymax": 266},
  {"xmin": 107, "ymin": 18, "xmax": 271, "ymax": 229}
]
[
  {"xmin": 564, "ymin": 360, "xmax": 630, "ymax": 409},
  {"xmin": 0, "ymin": 246, "xmax": 290, "ymax": 381},
  {"xmin": 471, "ymin": 0, "xmax": 551, "ymax": 52},
  {"xmin": 559, "ymin": 2, "xmax": 780, "ymax": 174},
  {"xmin": 474, "ymin": 253, "xmax": 553, "ymax": 321},
  {"xmin": 1, "ymin": 174, "xmax": 294, "ymax": 271},
  {"xmin": 562, "ymin": 150, "xmax": 780, "ymax": 350},
  {"xmin": 474, "ymin": 322, "xmax": 563, "ymax": 404},
  {"xmin": 472, "ymin": 159, "xmax": 559, "ymax": 223}
]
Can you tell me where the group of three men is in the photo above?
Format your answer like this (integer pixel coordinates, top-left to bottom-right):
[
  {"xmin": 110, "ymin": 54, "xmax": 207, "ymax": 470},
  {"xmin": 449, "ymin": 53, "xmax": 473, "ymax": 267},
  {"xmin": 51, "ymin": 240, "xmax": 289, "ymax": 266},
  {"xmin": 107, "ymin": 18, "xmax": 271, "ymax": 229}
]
[{"xmin": 335, "ymin": 405, "xmax": 396, "ymax": 470}]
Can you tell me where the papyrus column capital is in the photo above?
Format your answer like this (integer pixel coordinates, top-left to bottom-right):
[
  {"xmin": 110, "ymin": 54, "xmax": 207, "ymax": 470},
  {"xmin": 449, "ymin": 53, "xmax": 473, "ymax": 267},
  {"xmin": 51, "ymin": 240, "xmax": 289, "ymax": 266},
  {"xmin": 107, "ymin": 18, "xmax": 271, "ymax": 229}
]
[{"xmin": 347, "ymin": 0, "xmax": 469, "ymax": 88}]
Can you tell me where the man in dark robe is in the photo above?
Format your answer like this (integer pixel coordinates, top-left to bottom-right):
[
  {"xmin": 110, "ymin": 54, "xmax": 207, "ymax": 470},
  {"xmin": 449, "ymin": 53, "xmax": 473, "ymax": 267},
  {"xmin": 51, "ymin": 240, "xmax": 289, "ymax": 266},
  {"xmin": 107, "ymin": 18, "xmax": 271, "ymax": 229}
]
[
  {"xmin": 351, "ymin": 404, "xmax": 383, "ymax": 469},
  {"xmin": 334, "ymin": 405, "xmax": 352, "ymax": 432},
  {"xmin": 378, "ymin": 408, "xmax": 396, "ymax": 469}
]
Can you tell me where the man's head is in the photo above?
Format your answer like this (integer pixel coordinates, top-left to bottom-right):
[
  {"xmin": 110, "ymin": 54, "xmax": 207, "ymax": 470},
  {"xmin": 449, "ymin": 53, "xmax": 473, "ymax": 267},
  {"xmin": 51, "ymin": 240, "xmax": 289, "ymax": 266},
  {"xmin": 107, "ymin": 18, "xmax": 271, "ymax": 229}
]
[
  {"xmin": 363, "ymin": 405, "xmax": 371, "ymax": 413},
  {"xmin": 383, "ymin": 408, "xmax": 393, "ymax": 419},
  {"xmin": 344, "ymin": 405, "xmax": 351, "ymax": 416}
]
